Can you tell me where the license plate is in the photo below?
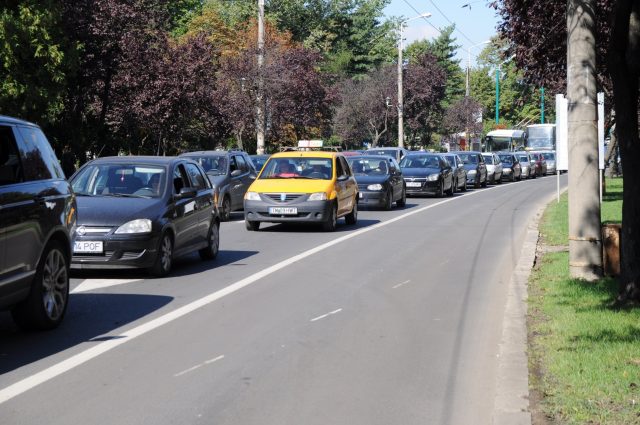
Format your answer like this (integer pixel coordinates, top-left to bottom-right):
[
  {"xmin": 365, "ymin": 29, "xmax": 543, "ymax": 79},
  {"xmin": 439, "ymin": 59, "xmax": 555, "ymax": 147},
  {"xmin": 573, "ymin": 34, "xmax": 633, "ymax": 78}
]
[
  {"xmin": 406, "ymin": 182, "xmax": 422, "ymax": 187},
  {"xmin": 74, "ymin": 241, "xmax": 104, "ymax": 253},
  {"xmin": 269, "ymin": 207, "xmax": 297, "ymax": 215}
]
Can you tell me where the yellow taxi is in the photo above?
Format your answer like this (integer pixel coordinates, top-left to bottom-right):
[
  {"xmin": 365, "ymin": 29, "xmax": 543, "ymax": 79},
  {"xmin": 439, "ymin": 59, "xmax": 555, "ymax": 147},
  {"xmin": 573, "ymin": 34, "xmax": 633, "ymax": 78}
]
[{"xmin": 243, "ymin": 151, "xmax": 358, "ymax": 231}]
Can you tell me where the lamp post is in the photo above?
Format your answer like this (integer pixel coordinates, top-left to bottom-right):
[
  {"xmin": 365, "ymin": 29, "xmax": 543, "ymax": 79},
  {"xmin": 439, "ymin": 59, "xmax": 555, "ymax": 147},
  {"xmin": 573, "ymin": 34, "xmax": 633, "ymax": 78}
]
[
  {"xmin": 465, "ymin": 40, "xmax": 490, "ymax": 97},
  {"xmin": 397, "ymin": 13, "xmax": 431, "ymax": 149},
  {"xmin": 494, "ymin": 54, "xmax": 515, "ymax": 125},
  {"xmin": 256, "ymin": 0, "xmax": 265, "ymax": 154}
]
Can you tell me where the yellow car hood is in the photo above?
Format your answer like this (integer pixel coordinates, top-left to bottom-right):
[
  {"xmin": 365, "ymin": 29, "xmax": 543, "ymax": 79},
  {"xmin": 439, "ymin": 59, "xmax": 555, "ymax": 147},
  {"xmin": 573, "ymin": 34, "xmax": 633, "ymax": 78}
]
[{"xmin": 249, "ymin": 178, "xmax": 333, "ymax": 194}]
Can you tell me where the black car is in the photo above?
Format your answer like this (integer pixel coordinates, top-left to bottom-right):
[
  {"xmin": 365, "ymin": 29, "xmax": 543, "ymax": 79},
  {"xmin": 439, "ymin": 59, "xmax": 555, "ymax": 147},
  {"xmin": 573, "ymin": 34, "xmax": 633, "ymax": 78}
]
[
  {"xmin": 249, "ymin": 154, "xmax": 271, "ymax": 173},
  {"xmin": 346, "ymin": 155, "xmax": 406, "ymax": 209},
  {"xmin": 0, "ymin": 115, "xmax": 76, "ymax": 330},
  {"xmin": 457, "ymin": 151, "xmax": 488, "ymax": 188},
  {"xmin": 181, "ymin": 150, "xmax": 257, "ymax": 221},
  {"xmin": 70, "ymin": 156, "xmax": 219, "ymax": 276},
  {"xmin": 497, "ymin": 152, "xmax": 523, "ymax": 182},
  {"xmin": 399, "ymin": 153, "xmax": 454, "ymax": 197},
  {"xmin": 442, "ymin": 153, "xmax": 468, "ymax": 193}
]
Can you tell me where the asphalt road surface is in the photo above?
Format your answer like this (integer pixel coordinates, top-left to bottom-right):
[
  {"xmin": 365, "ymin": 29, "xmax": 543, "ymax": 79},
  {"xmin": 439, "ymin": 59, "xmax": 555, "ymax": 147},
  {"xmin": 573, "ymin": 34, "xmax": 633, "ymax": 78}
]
[{"xmin": 0, "ymin": 174, "xmax": 567, "ymax": 425}]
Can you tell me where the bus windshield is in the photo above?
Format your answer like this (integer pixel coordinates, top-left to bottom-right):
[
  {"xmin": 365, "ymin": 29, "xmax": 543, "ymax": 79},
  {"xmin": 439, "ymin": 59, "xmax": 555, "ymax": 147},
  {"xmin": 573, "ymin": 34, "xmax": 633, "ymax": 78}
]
[{"xmin": 526, "ymin": 125, "xmax": 555, "ymax": 150}]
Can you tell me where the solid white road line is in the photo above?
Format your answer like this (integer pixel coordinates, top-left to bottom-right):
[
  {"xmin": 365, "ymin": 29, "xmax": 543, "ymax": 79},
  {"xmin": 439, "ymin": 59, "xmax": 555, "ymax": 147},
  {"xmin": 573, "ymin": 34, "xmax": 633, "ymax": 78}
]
[
  {"xmin": 0, "ymin": 179, "xmax": 544, "ymax": 405},
  {"xmin": 310, "ymin": 308, "xmax": 343, "ymax": 322},
  {"xmin": 71, "ymin": 279, "xmax": 141, "ymax": 294},
  {"xmin": 174, "ymin": 355, "xmax": 225, "ymax": 377},
  {"xmin": 392, "ymin": 280, "xmax": 411, "ymax": 289}
]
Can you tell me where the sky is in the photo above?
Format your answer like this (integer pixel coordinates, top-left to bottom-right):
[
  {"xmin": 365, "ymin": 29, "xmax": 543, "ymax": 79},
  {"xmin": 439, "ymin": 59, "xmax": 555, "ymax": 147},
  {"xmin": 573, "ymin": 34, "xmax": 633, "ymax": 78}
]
[{"xmin": 383, "ymin": 0, "xmax": 501, "ymax": 66}]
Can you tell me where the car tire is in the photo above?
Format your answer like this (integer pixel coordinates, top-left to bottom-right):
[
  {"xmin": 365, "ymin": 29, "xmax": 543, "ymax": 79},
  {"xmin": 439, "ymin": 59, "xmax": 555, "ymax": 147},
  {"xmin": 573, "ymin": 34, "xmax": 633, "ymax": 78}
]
[
  {"xmin": 11, "ymin": 240, "xmax": 70, "ymax": 330},
  {"xmin": 461, "ymin": 178, "xmax": 468, "ymax": 192},
  {"xmin": 323, "ymin": 203, "xmax": 337, "ymax": 231},
  {"xmin": 245, "ymin": 220, "xmax": 260, "ymax": 231},
  {"xmin": 436, "ymin": 180, "xmax": 444, "ymax": 198},
  {"xmin": 497, "ymin": 173, "xmax": 503, "ymax": 184},
  {"xmin": 452, "ymin": 177, "xmax": 457, "ymax": 194},
  {"xmin": 446, "ymin": 178, "xmax": 454, "ymax": 196},
  {"xmin": 149, "ymin": 232, "xmax": 173, "ymax": 277},
  {"xmin": 384, "ymin": 189, "xmax": 393, "ymax": 210},
  {"xmin": 396, "ymin": 187, "xmax": 407, "ymax": 207},
  {"xmin": 220, "ymin": 196, "xmax": 231, "ymax": 221},
  {"xmin": 345, "ymin": 200, "xmax": 358, "ymax": 225},
  {"xmin": 199, "ymin": 220, "xmax": 220, "ymax": 260},
  {"xmin": 481, "ymin": 174, "xmax": 488, "ymax": 187}
]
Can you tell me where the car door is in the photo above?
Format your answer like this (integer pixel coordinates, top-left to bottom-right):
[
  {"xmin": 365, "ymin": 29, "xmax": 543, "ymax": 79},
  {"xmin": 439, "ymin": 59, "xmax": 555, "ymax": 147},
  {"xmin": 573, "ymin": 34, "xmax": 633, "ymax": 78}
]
[
  {"xmin": 388, "ymin": 158, "xmax": 403, "ymax": 198},
  {"xmin": 227, "ymin": 155, "xmax": 246, "ymax": 210},
  {"xmin": 477, "ymin": 154, "xmax": 487, "ymax": 180},
  {"xmin": 334, "ymin": 156, "xmax": 353, "ymax": 215},
  {"xmin": 235, "ymin": 154, "xmax": 253, "ymax": 210},
  {"xmin": 184, "ymin": 161, "xmax": 214, "ymax": 245},
  {"xmin": 171, "ymin": 163, "xmax": 200, "ymax": 252}
]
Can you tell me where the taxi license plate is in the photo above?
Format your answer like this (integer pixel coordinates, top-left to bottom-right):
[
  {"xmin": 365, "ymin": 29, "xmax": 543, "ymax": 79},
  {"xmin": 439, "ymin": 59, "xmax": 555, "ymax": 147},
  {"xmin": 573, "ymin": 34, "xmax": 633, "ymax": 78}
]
[
  {"xmin": 406, "ymin": 182, "xmax": 422, "ymax": 187},
  {"xmin": 269, "ymin": 207, "xmax": 297, "ymax": 215},
  {"xmin": 74, "ymin": 241, "xmax": 104, "ymax": 253}
]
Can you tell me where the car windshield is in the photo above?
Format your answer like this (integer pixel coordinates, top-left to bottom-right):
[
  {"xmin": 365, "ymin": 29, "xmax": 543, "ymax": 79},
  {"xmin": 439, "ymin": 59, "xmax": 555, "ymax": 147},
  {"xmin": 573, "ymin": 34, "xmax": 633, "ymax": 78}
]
[
  {"xmin": 457, "ymin": 154, "xmax": 478, "ymax": 164},
  {"xmin": 519, "ymin": 155, "xmax": 529, "ymax": 163},
  {"xmin": 251, "ymin": 156, "xmax": 268, "ymax": 171},
  {"xmin": 260, "ymin": 157, "xmax": 333, "ymax": 180},
  {"xmin": 400, "ymin": 155, "xmax": 440, "ymax": 168},
  {"xmin": 369, "ymin": 150, "xmax": 398, "ymax": 159},
  {"xmin": 499, "ymin": 155, "xmax": 513, "ymax": 163},
  {"xmin": 542, "ymin": 152, "xmax": 555, "ymax": 160},
  {"xmin": 482, "ymin": 155, "xmax": 494, "ymax": 164},
  {"xmin": 188, "ymin": 156, "xmax": 227, "ymax": 176},
  {"xmin": 71, "ymin": 163, "xmax": 166, "ymax": 197},
  {"xmin": 347, "ymin": 158, "xmax": 390, "ymax": 176}
]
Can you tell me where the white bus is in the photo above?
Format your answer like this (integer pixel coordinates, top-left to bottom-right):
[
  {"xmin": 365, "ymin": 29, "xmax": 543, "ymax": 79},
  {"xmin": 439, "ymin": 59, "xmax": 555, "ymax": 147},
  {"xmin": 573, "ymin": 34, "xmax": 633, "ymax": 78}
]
[
  {"xmin": 484, "ymin": 129, "xmax": 526, "ymax": 152},
  {"xmin": 525, "ymin": 124, "xmax": 556, "ymax": 151}
]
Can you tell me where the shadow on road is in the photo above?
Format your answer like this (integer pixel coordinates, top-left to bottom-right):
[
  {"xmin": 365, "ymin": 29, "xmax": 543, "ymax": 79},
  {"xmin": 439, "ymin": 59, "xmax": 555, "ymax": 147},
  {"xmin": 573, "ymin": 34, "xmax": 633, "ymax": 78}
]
[{"xmin": 256, "ymin": 218, "xmax": 381, "ymax": 233}]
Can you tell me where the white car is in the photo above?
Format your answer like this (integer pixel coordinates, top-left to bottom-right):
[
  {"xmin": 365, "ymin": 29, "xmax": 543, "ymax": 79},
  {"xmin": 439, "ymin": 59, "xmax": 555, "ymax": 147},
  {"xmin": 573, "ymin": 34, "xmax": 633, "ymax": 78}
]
[{"xmin": 482, "ymin": 152, "xmax": 503, "ymax": 184}]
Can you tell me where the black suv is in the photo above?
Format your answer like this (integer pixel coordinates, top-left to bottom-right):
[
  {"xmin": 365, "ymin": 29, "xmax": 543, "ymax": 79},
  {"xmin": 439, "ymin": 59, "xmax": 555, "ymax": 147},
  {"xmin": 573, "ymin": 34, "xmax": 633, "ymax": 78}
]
[
  {"xmin": 0, "ymin": 115, "xmax": 76, "ymax": 330},
  {"xmin": 180, "ymin": 150, "xmax": 257, "ymax": 221}
]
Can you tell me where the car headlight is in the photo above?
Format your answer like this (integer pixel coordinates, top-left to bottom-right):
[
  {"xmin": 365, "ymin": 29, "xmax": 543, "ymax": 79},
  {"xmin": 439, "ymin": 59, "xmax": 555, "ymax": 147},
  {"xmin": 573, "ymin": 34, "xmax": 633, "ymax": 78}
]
[
  {"xmin": 308, "ymin": 192, "xmax": 327, "ymax": 201},
  {"xmin": 467, "ymin": 170, "xmax": 477, "ymax": 176},
  {"xmin": 115, "ymin": 219, "xmax": 152, "ymax": 234},
  {"xmin": 427, "ymin": 174, "xmax": 439, "ymax": 181},
  {"xmin": 504, "ymin": 167, "xmax": 512, "ymax": 173},
  {"xmin": 245, "ymin": 191, "xmax": 260, "ymax": 201},
  {"xmin": 367, "ymin": 184, "xmax": 383, "ymax": 191}
]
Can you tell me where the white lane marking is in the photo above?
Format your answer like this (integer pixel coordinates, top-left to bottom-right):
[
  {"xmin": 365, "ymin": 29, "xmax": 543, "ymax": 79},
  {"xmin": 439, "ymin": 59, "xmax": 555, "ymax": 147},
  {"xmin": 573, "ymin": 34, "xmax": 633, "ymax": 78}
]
[
  {"xmin": 174, "ymin": 355, "xmax": 225, "ymax": 377},
  {"xmin": 0, "ymin": 180, "xmax": 546, "ymax": 405},
  {"xmin": 310, "ymin": 308, "xmax": 343, "ymax": 322},
  {"xmin": 71, "ymin": 279, "xmax": 141, "ymax": 294},
  {"xmin": 392, "ymin": 280, "xmax": 411, "ymax": 289}
]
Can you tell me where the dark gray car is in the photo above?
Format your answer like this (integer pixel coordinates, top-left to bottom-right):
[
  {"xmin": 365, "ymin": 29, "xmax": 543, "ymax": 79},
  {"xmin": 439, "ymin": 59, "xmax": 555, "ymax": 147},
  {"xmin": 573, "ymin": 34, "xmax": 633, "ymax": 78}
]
[
  {"xmin": 442, "ymin": 153, "xmax": 468, "ymax": 193},
  {"xmin": 0, "ymin": 115, "xmax": 76, "ymax": 330},
  {"xmin": 457, "ymin": 151, "xmax": 488, "ymax": 188},
  {"xmin": 181, "ymin": 150, "xmax": 257, "ymax": 221}
]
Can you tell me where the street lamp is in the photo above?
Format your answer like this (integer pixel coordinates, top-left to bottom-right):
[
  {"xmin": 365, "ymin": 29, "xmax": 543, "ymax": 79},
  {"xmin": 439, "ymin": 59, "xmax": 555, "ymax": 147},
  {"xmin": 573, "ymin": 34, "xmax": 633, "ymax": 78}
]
[
  {"xmin": 465, "ymin": 40, "xmax": 490, "ymax": 97},
  {"xmin": 397, "ymin": 12, "xmax": 431, "ymax": 149},
  {"xmin": 495, "ymin": 54, "xmax": 515, "ymax": 125}
]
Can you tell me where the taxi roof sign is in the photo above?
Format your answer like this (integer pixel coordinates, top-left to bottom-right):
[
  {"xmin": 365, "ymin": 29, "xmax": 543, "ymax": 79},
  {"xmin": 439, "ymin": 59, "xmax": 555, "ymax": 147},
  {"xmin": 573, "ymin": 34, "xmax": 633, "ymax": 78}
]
[{"xmin": 297, "ymin": 139, "xmax": 323, "ymax": 148}]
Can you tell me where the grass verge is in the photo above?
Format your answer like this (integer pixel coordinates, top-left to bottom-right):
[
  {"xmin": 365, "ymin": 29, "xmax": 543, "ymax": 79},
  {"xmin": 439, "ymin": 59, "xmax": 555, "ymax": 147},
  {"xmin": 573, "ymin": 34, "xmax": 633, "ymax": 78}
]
[{"xmin": 529, "ymin": 177, "xmax": 640, "ymax": 424}]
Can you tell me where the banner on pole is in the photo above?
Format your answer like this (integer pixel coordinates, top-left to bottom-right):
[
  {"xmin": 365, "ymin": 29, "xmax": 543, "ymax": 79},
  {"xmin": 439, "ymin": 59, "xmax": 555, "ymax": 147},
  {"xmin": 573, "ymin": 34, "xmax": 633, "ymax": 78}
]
[
  {"xmin": 598, "ymin": 92, "xmax": 605, "ymax": 170},
  {"xmin": 555, "ymin": 94, "xmax": 569, "ymax": 171}
]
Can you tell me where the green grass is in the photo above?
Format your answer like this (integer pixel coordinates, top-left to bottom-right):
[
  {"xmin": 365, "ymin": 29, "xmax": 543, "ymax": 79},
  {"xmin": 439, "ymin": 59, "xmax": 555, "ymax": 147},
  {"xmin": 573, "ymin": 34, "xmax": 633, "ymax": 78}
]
[{"xmin": 529, "ymin": 177, "xmax": 640, "ymax": 424}]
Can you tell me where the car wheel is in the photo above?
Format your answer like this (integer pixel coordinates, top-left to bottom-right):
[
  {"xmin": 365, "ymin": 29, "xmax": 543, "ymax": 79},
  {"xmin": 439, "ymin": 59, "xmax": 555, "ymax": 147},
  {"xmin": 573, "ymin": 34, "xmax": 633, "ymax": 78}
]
[
  {"xmin": 199, "ymin": 220, "xmax": 220, "ymax": 260},
  {"xmin": 220, "ymin": 196, "xmax": 231, "ymax": 221},
  {"xmin": 384, "ymin": 189, "xmax": 393, "ymax": 210},
  {"xmin": 150, "ymin": 232, "xmax": 173, "ymax": 277},
  {"xmin": 11, "ymin": 240, "xmax": 69, "ymax": 330},
  {"xmin": 245, "ymin": 220, "xmax": 260, "ymax": 231},
  {"xmin": 436, "ymin": 180, "xmax": 444, "ymax": 198},
  {"xmin": 396, "ymin": 186, "xmax": 407, "ymax": 207},
  {"xmin": 322, "ymin": 203, "xmax": 337, "ymax": 231},
  {"xmin": 452, "ymin": 178, "xmax": 457, "ymax": 193},
  {"xmin": 462, "ymin": 178, "xmax": 468, "ymax": 192},
  {"xmin": 345, "ymin": 200, "xmax": 358, "ymax": 225},
  {"xmin": 481, "ymin": 173, "xmax": 488, "ymax": 187},
  {"xmin": 446, "ymin": 178, "xmax": 454, "ymax": 196},
  {"xmin": 497, "ymin": 173, "xmax": 503, "ymax": 184}
]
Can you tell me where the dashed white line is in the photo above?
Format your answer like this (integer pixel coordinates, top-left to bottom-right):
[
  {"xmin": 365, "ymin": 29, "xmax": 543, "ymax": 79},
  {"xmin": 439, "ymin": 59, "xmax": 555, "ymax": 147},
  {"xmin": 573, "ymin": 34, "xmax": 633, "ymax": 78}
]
[
  {"xmin": 392, "ymin": 280, "xmax": 411, "ymax": 289},
  {"xmin": 71, "ymin": 279, "xmax": 141, "ymax": 294},
  {"xmin": 310, "ymin": 308, "xmax": 343, "ymax": 322},
  {"xmin": 174, "ymin": 355, "xmax": 225, "ymax": 377}
]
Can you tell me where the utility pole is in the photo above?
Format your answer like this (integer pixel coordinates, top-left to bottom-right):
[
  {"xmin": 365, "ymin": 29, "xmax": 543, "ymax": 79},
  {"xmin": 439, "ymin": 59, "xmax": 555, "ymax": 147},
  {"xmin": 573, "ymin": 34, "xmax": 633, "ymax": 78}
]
[
  {"xmin": 256, "ymin": 0, "xmax": 265, "ymax": 154},
  {"xmin": 540, "ymin": 87, "xmax": 545, "ymax": 123},
  {"xmin": 567, "ymin": 0, "xmax": 601, "ymax": 280},
  {"xmin": 495, "ymin": 67, "xmax": 500, "ymax": 125}
]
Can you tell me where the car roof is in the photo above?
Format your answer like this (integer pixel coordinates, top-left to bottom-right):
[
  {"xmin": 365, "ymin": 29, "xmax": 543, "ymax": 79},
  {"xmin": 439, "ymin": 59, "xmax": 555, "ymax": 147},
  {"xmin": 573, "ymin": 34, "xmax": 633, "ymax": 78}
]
[
  {"xmin": 181, "ymin": 151, "xmax": 239, "ymax": 157},
  {"xmin": 0, "ymin": 115, "xmax": 39, "ymax": 127},
  {"xmin": 88, "ymin": 156, "xmax": 186, "ymax": 166},
  {"xmin": 270, "ymin": 151, "xmax": 339, "ymax": 159}
]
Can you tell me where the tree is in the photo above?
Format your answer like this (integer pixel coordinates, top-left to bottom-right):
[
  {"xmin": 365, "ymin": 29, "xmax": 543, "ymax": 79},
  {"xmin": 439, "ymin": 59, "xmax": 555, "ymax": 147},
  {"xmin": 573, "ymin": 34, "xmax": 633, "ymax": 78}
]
[{"xmin": 443, "ymin": 97, "xmax": 483, "ymax": 137}]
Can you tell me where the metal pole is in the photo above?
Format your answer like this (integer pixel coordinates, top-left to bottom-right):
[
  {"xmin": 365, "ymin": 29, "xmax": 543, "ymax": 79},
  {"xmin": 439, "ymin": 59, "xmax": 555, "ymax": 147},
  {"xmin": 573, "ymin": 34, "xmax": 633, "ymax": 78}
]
[
  {"xmin": 495, "ymin": 67, "xmax": 500, "ymax": 124},
  {"xmin": 541, "ymin": 87, "xmax": 545, "ymax": 123},
  {"xmin": 567, "ymin": 0, "xmax": 601, "ymax": 279},
  {"xmin": 465, "ymin": 48, "xmax": 470, "ymax": 97},
  {"xmin": 397, "ymin": 24, "xmax": 404, "ymax": 149},
  {"xmin": 256, "ymin": 0, "xmax": 265, "ymax": 154}
]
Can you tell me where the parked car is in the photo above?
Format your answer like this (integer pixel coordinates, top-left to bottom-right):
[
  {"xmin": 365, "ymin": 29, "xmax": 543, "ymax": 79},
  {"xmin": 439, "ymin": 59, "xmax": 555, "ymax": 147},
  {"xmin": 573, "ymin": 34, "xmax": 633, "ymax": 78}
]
[
  {"xmin": 346, "ymin": 155, "xmax": 406, "ymax": 209},
  {"xmin": 497, "ymin": 152, "xmax": 523, "ymax": 182},
  {"xmin": 70, "ymin": 156, "xmax": 219, "ymax": 277},
  {"xmin": 457, "ymin": 151, "xmax": 488, "ymax": 188},
  {"xmin": 180, "ymin": 150, "xmax": 256, "ymax": 221},
  {"xmin": 366, "ymin": 147, "xmax": 410, "ymax": 162},
  {"xmin": 0, "ymin": 115, "xmax": 76, "ymax": 330},
  {"xmin": 539, "ymin": 151, "xmax": 557, "ymax": 174},
  {"xmin": 529, "ymin": 151, "xmax": 548, "ymax": 177},
  {"xmin": 244, "ymin": 151, "xmax": 358, "ymax": 231},
  {"xmin": 442, "ymin": 153, "xmax": 468, "ymax": 192},
  {"xmin": 249, "ymin": 154, "xmax": 270, "ymax": 173},
  {"xmin": 515, "ymin": 151, "xmax": 535, "ymax": 179},
  {"xmin": 399, "ymin": 153, "xmax": 454, "ymax": 197},
  {"xmin": 482, "ymin": 152, "xmax": 504, "ymax": 184}
]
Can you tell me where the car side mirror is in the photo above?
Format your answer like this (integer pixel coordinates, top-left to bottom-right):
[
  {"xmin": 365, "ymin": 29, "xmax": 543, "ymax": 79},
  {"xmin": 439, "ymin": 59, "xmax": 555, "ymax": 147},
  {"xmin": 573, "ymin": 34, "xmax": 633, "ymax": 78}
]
[
  {"xmin": 176, "ymin": 187, "xmax": 197, "ymax": 199},
  {"xmin": 231, "ymin": 169, "xmax": 242, "ymax": 177},
  {"xmin": 337, "ymin": 174, "xmax": 349, "ymax": 181}
]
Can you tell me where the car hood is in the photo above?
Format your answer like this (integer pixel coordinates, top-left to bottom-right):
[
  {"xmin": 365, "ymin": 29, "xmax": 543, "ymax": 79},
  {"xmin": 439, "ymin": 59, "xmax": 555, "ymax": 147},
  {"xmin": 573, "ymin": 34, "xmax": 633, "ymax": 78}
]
[
  {"xmin": 400, "ymin": 167, "xmax": 440, "ymax": 178},
  {"xmin": 249, "ymin": 178, "xmax": 335, "ymax": 194},
  {"xmin": 353, "ymin": 175, "xmax": 390, "ymax": 185},
  {"xmin": 76, "ymin": 196, "xmax": 163, "ymax": 227}
]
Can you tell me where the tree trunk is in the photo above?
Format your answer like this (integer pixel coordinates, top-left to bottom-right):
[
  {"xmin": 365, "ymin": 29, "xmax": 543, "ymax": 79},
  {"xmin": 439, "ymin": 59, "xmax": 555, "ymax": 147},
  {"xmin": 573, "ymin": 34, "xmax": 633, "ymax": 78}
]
[{"xmin": 609, "ymin": 0, "xmax": 640, "ymax": 302}]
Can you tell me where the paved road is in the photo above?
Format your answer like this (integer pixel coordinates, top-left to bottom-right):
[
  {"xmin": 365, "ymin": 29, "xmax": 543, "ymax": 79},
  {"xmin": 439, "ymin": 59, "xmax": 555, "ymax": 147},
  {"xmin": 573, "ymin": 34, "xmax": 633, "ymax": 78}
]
[{"xmin": 0, "ymin": 174, "xmax": 567, "ymax": 425}]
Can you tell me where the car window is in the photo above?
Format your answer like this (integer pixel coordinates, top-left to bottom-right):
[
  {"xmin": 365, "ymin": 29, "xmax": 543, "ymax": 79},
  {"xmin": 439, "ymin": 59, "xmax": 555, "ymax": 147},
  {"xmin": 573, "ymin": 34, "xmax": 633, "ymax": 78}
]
[
  {"xmin": 335, "ymin": 157, "xmax": 345, "ymax": 177},
  {"xmin": 16, "ymin": 126, "xmax": 64, "ymax": 181},
  {"xmin": 71, "ymin": 163, "xmax": 166, "ymax": 197},
  {"xmin": 173, "ymin": 164, "xmax": 190, "ymax": 193},
  {"xmin": 235, "ymin": 155, "xmax": 248, "ymax": 173},
  {"xmin": 260, "ymin": 157, "xmax": 333, "ymax": 180},
  {"xmin": 185, "ymin": 162, "xmax": 207, "ymax": 190},
  {"xmin": 0, "ymin": 126, "xmax": 24, "ymax": 185},
  {"xmin": 338, "ymin": 156, "xmax": 351, "ymax": 177}
]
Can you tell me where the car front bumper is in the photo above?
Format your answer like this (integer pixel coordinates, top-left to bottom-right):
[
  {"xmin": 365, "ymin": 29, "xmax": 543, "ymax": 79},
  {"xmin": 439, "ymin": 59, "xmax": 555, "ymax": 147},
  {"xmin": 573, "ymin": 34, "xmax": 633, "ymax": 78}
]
[
  {"xmin": 357, "ymin": 190, "xmax": 389, "ymax": 207},
  {"xmin": 404, "ymin": 180, "xmax": 439, "ymax": 195},
  {"xmin": 71, "ymin": 233, "xmax": 161, "ymax": 269},
  {"xmin": 244, "ymin": 199, "xmax": 333, "ymax": 223}
]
